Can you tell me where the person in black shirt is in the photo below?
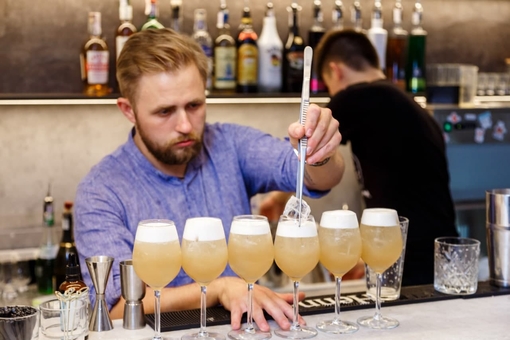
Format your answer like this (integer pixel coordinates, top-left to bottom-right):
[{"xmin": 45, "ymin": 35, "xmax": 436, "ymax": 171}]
[{"xmin": 311, "ymin": 29, "xmax": 458, "ymax": 286}]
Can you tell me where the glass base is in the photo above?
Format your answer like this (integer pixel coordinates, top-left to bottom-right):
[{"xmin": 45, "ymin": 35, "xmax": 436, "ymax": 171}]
[
  {"xmin": 182, "ymin": 331, "xmax": 226, "ymax": 340},
  {"xmin": 228, "ymin": 328, "xmax": 272, "ymax": 340},
  {"xmin": 316, "ymin": 319, "xmax": 359, "ymax": 334},
  {"xmin": 274, "ymin": 326, "xmax": 317, "ymax": 339},
  {"xmin": 357, "ymin": 315, "xmax": 399, "ymax": 329},
  {"xmin": 148, "ymin": 337, "xmax": 178, "ymax": 340}
]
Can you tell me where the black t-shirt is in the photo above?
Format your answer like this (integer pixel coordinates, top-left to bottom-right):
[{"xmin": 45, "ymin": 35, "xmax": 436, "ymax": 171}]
[{"xmin": 328, "ymin": 79, "xmax": 458, "ymax": 286}]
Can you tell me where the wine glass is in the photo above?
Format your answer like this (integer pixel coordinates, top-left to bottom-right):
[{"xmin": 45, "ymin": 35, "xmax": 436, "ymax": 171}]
[
  {"xmin": 273, "ymin": 215, "xmax": 320, "ymax": 339},
  {"xmin": 181, "ymin": 217, "xmax": 228, "ymax": 340},
  {"xmin": 227, "ymin": 215, "xmax": 275, "ymax": 340},
  {"xmin": 133, "ymin": 219, "xmax": 182, "ymax": 340},
  {"xmin": 316, "ymin": 210, "xmax": 361, "ymax": 334},
  {"xmin": 357, "ymin": 208, "xmax": 403, "ymax": 329}
]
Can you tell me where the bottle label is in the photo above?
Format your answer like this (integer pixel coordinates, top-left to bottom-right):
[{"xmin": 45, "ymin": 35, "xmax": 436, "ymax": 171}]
[
  {"xmin": 62, "ymin": 218, "xmax": 70, "ymax": 231},
  {"xmin": 39, "ymin": 245, "xmax": 59, "ymax": 260},
  {"xmin": 259, "ymin": 45, "xmax": 282, "ymax": 90},
  {"xmin": 116, "ymin": 36, "xmax": 130, "ymax": 60},
  {"xmin": 412, "ymin": 12, "xmax": 421, "ymax": 26},
  {"xmin": 214, "ymin": 46, "xmax": 236, "ymax": 88},
  {"xmin": 86, "ymin": 50, "xmax": 109, "ymax": 85},
  {"xmin": 393, "ymin": 8, "xmax": 402, "ymax": 24},
  {"xmin": 237, "ymin": 44, "xmax": 258, "ymax": 86},
  {"xmin": 287, "ymin": 51, "xmax": 304, "ymax": 72}
]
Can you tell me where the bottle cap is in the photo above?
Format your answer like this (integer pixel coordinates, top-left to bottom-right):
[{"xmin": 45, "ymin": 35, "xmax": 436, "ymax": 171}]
[
  {"xmin": 64, "ymin": 201, "xmax": 73, "ymax": 210},
  {"xmin": 66, "ymin": 253, "xmax": 81, "ymax": 277}
]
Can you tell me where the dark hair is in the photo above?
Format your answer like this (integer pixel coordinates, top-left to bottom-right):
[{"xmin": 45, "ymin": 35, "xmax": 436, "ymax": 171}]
[{"xmin": 314, "ymin": 29, "xmax": 380, "ymax": 79}]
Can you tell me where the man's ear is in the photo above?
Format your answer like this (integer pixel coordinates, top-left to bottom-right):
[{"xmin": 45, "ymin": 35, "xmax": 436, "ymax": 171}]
[
  {"xmin": 117, "ymin": 97, "xmax": 136, "ymax": 124},
  {"xmin": 328, "ymin": 61, "xmax": 344, "ymax": 82}
]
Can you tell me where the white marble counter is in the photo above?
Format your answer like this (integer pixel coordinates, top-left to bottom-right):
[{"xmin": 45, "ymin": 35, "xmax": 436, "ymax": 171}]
[{"xmin": 84, "ymin": 295, "xmax": 510, "ymax": 340}]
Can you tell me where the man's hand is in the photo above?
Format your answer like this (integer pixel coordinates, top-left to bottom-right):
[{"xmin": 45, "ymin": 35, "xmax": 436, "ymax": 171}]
[
  {"xmin": 288, "ymin": 103, "xmax": 341, "ymax": 165},
  {"xmin": 211, "ymin": 277, "xmax": 305, "ymax": 331}
]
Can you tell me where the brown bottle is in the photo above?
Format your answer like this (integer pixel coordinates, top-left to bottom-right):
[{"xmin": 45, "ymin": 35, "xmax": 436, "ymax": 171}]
[{"xmin": 58, "ymin": 253, "xmax": 87, "ymax": 295}]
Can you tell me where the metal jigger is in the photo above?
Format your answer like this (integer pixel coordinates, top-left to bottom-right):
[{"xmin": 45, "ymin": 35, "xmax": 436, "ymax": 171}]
[
  {"xmin": 86, "ymin": 256, "xmax": 114, "ymax": 332},
  {"xmin": 120, "ymin": 259, "xmax": 146, "ymax": 329}
]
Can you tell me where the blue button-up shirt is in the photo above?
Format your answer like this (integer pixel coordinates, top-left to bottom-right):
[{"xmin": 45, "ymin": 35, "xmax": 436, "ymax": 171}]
[{"xmin": 75, "ymin": 122, "xmax": 327, "ymax": 309}]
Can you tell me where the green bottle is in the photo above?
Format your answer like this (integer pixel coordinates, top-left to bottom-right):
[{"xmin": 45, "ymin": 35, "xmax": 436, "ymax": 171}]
[
  {"xmin": 405, "ymin": 0, "xmax": 427, "ymax": 94},
  {"xmin": 141, "ymin": 0, "xmax": 164, "ymax": 31}
]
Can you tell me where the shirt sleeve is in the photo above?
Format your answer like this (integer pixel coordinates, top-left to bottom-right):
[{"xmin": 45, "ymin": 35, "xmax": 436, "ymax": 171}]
[
  {"xmin": 222, "ymin": 123, "xmax": 329, "ymax": 198},
  {"xmin": 74, "ymin": 175, "xmax": 133, "ymax": 311}
]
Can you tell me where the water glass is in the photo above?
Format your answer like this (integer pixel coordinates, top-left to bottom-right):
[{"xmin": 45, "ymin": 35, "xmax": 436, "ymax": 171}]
[
  {"xmin": 39, "ymin": 299, "xmax": 88, "ymax": 340},
  {"xmin": 434, "ymin": 237, "xmax": 480, "ymax": 295}
]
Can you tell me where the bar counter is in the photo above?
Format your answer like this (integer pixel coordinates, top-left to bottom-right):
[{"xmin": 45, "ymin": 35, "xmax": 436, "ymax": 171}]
[{"xmin": 86, "ymin": 294, "xmax": 509, "ymax": 340}]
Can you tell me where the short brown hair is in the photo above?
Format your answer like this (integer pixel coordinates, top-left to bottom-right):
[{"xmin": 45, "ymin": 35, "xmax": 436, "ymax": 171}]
[
  {"xmin": 116, "ymin": 28, "xmax": 208, "ymax": 106},
  {"xmin": 314, "ymin": 29, "xmax": 380, "ymax": 80}
]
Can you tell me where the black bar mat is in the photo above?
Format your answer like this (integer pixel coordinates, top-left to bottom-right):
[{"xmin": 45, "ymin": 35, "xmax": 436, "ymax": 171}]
[{"xmin": 145, "ymin": 281, "xmax": 510, "ymax": 332}]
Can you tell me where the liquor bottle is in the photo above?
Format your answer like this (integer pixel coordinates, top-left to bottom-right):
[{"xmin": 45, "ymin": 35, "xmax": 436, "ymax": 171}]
[
  {"xmin": 332, "ymin": 0, "xmax": 345, "ymax": 31},
  {"xmin": 386, "ymin": 0, "xmax": 408, "ymax": 90},
  {"xmin": 405, "ymin": 0, "xmax": 427, "ymax": 94},
  {"xmin": 257, "ymin": 2, "xmax": 283, "ymax": 93},
  {"xmin": 236, "ymin": 0, "xmax": 258, "ymax": 93},
  {"xmin": 283, "ymin": 2, "xmax": 305, "ymax": 93},
  {"xmin": 141, "ymin": 0, "xmax": 164, "ymax": 30},
  {"xmin": 192, "ymin": 9, "xmax": 213, "ymax": 94},
  {"xmin": 214, "ymin": 0, "xmax": 236, "ymax": 92},
  {"xmin": 58, "ymin": 253, "xmax": 87, "ymax": 297},
  {"xmin": 35, "ymin": 185, "xmax": 59, "ymax": 295},
  {"xmin": 309, "ymin": 0, "xmax": 326, "ymax": 93},
  {"xmin": 351, "ymin": 1, "xmax": 365, "ymax": 34},
  {"xmin": 170, "ymin": 0, "xmax": 183, "ymax": 33},
  {"xmin": 80, "ymin": 12, "xmax": 110, "ymax": 97},
  {"xmin": 54, "ymin": 201, "xmax": 80, "ymax": 290},
  {"xmin": 116, "ymin": 0, "xmax": 136, "ymax": 60},
  {"xmin": 367, "ymin": 0, "xmax": 388, "ymax": 72}
]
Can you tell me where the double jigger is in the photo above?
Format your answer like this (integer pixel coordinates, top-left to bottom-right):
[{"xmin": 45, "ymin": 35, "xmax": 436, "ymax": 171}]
[{"xmin": 85, "ymin": 255, "xmax": 114, "ymax": 332}]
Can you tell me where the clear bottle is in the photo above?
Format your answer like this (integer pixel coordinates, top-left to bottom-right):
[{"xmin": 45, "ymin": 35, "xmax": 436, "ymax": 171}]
[
  {"xmin": 170, "ymin": 0, "xmax": 183, "ymax": 33},
  {"xmin": 309, "ymin": 0, "xmax": 326, "ymax": 93},
  {"xmin": 332, "ymin": 0, "xmax": 345, "ymax": 31},
  {"xmin": 214, "ymin": 0, "xmax": 237, "ymax": 93},
  {"xmin": 141, "ymin": 0, "xmax": 164, "ymax": 30},
  {"xmin": 35, "ymin": 185, "xmax": 59, "ymax": 295},
  {"xmin": 80, "ymin": 12, "xmax": 110, "ymax": 97},
  {"xmin": 116, "ymin": 0, "xmax": 136, "ymax": 60},
  {"xmin": 386, "ymin": 0, "xmax": 408, "ymax": 90},
  {"xmin": 236, "ymin": 0, "xmax": 258, "ymax": 93},
  {"xmin": 257, "ymin": 2, "xmax": 283, "ymax": 93},
  {"xmin": 54, "ymin": 201, "xmax": 80, "ymax": 291},
  {"xmin": 406, "ymin": 0, "xmax": 427, "ymax": 94},
  {"xmin": 351, "ymin": 1, "xmax": 365, "ymax": 34},
  {"xmin": 192, "ymin": 9, "xmax": 213, "ymax": 94},
  {"xmin": 283, "ymin": 2, "xmax": 305, "ymax": 93},
  {"xmin": 367, "ymin": 0, "xmax": 388, "ymax": 72}
]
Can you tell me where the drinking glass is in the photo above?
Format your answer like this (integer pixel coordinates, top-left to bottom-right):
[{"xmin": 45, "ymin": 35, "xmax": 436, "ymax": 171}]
[
  {"xmin": 357, "ymin": 209, "xmax": 403, "ymax": 329},
  {"xmin": 227, "ymin": 215, "xmax": 275, "ymax": 340},
  {"xmin": 133, "ymin": 219, "xmax": 182, "ymax": 340},
  {"xmin": 274, "ymin": 215, "xmax": 320, "ymax": 339},
  {"xmin": 181, "ymin": 217, "xmax": 228, "ymax": 340},
  {"xmin": 316, "ymin": 210, "xmax": 361, "ymax": 334}
]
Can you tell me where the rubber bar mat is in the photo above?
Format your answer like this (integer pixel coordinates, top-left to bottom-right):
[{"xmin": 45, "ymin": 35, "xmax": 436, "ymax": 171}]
[{"xmin": 145, "ymin": 281, "xmax": 510, "ymax": 332}]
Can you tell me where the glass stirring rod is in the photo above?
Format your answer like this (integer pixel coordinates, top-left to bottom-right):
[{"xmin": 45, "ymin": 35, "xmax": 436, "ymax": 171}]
[{"xmin": 296, "ymin": 46, "xmax": 313, "ymax": 227}]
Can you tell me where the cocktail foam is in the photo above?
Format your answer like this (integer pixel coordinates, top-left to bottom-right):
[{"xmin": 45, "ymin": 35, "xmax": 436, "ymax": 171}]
[
  {"xmin": 320, "ymin": 210, "xmax": 359, "ymax": 229},
  {"xmin": 361, "ymin": 208, "xmax": 399, "ymax": 227},
  {"xmin": 135, "ymin": 220, "xmax": 178, "ymax": 243},
  {"xmin": 183, "ymin": 217, "xmax": 225, "ymax": 241},
  {"xmin": 276, "ymin": 220, "xmax": 317, "ymax": 238},
  {"xmin": 230, "ymin": 218, "xmax": 271, "ymax": 235}
]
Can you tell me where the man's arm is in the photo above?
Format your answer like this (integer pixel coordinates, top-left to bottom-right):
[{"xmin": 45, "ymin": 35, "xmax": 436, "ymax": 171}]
[
  {"xmin": 110, "ymin": 277, "xmax": 305, "ymax": 332},
  {"xmin": 287, "ymin": 104, "xmax": 345, "ymax": 191}
]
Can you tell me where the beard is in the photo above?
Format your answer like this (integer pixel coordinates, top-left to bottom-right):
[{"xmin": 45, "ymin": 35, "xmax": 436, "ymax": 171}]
[{"xmin": 136, "ymin": 122, "xmax": 203, "ymax": 166}]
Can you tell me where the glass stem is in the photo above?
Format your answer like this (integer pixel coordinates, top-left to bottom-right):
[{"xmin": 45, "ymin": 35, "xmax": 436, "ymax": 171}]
[
  {"xmin": 333, "ymin": 276, "xmax": 342, "ymax": 323},
  {"xmin": 199, "ymin": 285, "xmax": 207, "ymax": 336},
  {"xmin": 154, "ymin": 289, "xmax": 162, "ymax": 340},
  {"xmin": 374, "ymin": 273, "xmax": 383, "ymax": 321},
  {"xmin": 246, "ymin": 283, "xmax": 255, "ymax": 333},
  {"xmin": 290, "ymin": 280, "xmax": 301, "ymax": 331}
]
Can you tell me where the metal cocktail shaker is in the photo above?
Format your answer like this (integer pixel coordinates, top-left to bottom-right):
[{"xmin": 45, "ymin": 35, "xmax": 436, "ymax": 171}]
[
  {"xmin": 86, "ymin": 255, "xmax": 114, "ymax": 332},
  {"xmin": 120, "ymin": 259, "xmax": 146, "ymax": 330},
  {"xmin": 486, "ymin": 189, "xmax": 510, "ymax": 287}
]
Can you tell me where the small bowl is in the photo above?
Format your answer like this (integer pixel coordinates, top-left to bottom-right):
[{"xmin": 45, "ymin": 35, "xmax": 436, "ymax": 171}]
[{"xmin": 0, "ymin": 306, "xmax": 38, "ymax": 340}]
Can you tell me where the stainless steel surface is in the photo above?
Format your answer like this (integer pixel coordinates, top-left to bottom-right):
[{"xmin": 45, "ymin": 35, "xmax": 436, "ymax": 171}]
[
  {"xmin": 86, "ymin": 256, "xmax": 114, "ymax": 332},
  {"xmin": 120, "ymin": 259, "xmax": 146, "ymax": 330},
  {"xmin": 486, "ymin": 189, "xmax": 510, "ymax": 288}
]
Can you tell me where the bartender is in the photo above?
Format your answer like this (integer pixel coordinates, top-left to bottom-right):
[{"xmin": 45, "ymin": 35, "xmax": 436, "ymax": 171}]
[{"xmin": 74, "ymin": 28, "xmax": 345, "ymax": 332}]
